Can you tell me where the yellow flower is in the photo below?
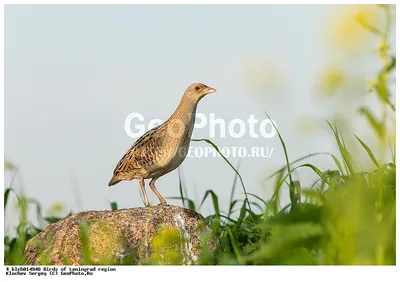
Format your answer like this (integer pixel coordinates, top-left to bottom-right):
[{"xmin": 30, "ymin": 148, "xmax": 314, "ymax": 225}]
[
  {"xmin": 329, "ymin": 5, "xmax": 384, "ymax": 51},
  {"xmin": 320, "ymin": 68, "xmax": 345, "ymax": 95},
  {"xmin": 377, "ymin": 39, "xmax": 390, "ymax": 60},
  {"xmin": 366, "ymin": 78, "xmax": 377, "ymax": 92},
  {"xmin": 46, "ymin": 202, "xmax": 66, "ymax": 216}
]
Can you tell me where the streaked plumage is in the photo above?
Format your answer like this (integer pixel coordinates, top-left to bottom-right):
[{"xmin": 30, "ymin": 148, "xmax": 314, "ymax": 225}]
[{"xmin": 109, "ymin": 83, "xmax": 216, "ymax": 206}]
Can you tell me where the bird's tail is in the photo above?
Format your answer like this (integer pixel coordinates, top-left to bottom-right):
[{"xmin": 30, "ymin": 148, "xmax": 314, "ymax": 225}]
[{"xmin": 108, "ymin": 175, "xmax": 121, "ymax": 186}]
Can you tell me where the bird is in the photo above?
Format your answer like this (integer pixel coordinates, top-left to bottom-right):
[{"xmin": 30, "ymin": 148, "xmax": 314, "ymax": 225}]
[{"xmin": 108, "ymin": 82, "xmax": 216, "ymax": 207}]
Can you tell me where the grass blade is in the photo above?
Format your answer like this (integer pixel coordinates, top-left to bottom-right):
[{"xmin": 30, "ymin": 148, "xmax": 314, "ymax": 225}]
[
  {"xmin": 264, "ymin": 152, "xmax": 345, "ymax": 182},
  {"xmin": 388, "ymin": 138, "xmax": 395, "ymax": 163},
  {"xmin": 177, "ymin": 168, "xmax": 185, "ymax": 208},
  {"xmin": 4, "ymin": 188, "xmax": 15, "ymax": 210},
  {"xmin": 327, "ymin": 121, "xmax": 354, "ymax": 174},
  {"xmin": 263, "ymin": 112, "xmax": 293, "ymax": 185},
  {"xmin": 234, "ymin": 199, "xmax": 248, "ymax": 230},
  {"xmin": 228, "ymin": 160, "xmax": 241, "ymax": 217},
  {"xmin": 359, "ymin": 107, "xmax": 385, "ymax": 139},
  {"xmin": 354, "ymin": 135, "xmax": 381, "ymax": 169},
  {"xmin": 192, "ymin": 138, "xmax": 251, "ymax": 211},
  {"xmin": 264, "ymin": 111, "xmax": 299, "ymax": 207},
  {"xmin": 79, "ymin": 221, "xmax": 91, "ymax": 265},
  {"xmin": 199, "ymin": 190, "xmax": 220, "ymax": 219},
  {"xmin": 110, "ymin": 202, "xmax": 118, "ymax": 211},
  {"xmin": 228, "ymin": 229, "xmax": 245, "ymax": 264},
  {"xmin": 247, "ymin": 192, "xmax": 267, "ymax": 206}
]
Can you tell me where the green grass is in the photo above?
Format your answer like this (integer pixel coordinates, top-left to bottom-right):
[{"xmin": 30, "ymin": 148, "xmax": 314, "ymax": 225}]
[
  {"xmin": 4, "ymin": 4, "xmax": 396, "ymax": 265},
  {"xmin": 4, "ymin": 118, "xmax": 395, "ymax": 265}
]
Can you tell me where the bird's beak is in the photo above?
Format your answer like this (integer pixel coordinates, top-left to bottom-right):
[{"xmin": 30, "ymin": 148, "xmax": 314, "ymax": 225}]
[{"xmin": 206, "ymin": 87, "xmax": 216, "ymax": 94}]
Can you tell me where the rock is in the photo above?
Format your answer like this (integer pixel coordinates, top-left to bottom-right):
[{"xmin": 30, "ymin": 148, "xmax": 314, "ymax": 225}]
[{"xmin": 24, "ymin": 205, "xmax": 217, "ymax": 265}]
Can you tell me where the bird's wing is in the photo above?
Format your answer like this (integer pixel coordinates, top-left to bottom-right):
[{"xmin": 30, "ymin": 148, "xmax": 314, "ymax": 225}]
[{"xmin": 112, "ymin": 125, "xmax": 166, "ymax": 175}]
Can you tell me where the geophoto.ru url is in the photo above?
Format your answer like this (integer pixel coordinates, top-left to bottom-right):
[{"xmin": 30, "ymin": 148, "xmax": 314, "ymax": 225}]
[{"xmin": 187, "ymin": 146, "xmax": 274, "ymax": 158}]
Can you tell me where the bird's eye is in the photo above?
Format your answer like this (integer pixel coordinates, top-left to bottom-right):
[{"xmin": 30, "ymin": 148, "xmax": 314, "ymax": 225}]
[{"xmin": 195, "ymin": 86, "xmax": 200, "ymax": 91}]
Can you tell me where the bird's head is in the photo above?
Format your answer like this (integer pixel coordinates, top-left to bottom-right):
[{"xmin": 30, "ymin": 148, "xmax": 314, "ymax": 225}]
[{"xmin": 183, "ymin": 83, "xmax": 216, "ymax": 101}]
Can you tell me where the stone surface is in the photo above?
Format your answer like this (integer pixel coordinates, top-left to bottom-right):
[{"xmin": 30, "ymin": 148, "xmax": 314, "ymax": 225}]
[{"xmin": 24, "ymin": 205, "xmax": 217, "ymax": 265}]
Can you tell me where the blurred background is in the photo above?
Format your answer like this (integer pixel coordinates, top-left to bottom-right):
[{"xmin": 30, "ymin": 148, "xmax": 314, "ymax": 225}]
[{"xmin": 4, "ymin": 4, "xmax": 396, "ymax": 240}]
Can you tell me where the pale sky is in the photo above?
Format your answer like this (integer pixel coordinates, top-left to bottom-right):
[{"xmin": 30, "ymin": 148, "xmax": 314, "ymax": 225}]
[{"xmin": 4, "ymin": 5, "xmax": 394, "ymax": 231}]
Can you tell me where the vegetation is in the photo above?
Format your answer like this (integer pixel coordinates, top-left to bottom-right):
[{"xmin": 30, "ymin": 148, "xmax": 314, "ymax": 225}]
[{"xmin": 4, "ymin": 5, "xmax": 395, "ymax": 265}]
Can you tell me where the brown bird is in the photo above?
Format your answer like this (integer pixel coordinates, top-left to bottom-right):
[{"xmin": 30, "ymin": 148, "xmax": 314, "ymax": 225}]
[{"xmin": 109, "ymin": 83, "xmax": 216, "ymax": 206}]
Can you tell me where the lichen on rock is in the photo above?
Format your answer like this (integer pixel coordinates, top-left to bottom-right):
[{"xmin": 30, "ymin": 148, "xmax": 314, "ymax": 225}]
[{"xmin": 24, "ymin": 205, "xmax": 217, "ymax": 265}]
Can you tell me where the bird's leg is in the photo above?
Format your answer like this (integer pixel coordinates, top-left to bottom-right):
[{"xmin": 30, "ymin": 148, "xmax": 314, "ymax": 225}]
[
  {"xmin": 149, "ymin": 177, "xmax": 167, "ymax": 205},
  {"xmin": 139, "ymin": 178, "xmax": 150, "ymax": 207}
]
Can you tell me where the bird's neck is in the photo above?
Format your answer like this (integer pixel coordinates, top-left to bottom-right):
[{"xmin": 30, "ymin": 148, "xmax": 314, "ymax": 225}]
[
  {"xmin": 168, "ymin": 96, "xmax": 199, "ymax": 126},
  {"xmin": 163, "ymin": 96, "xmax": 199, "ymax": 141}
]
